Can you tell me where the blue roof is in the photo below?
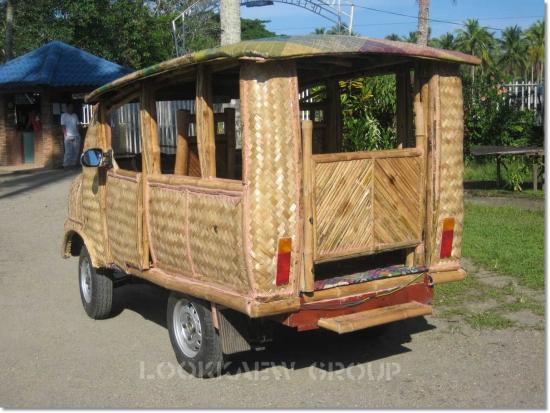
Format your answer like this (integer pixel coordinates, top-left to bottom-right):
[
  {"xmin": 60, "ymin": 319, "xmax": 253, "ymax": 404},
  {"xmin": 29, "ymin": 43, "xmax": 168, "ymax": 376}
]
[{"xmin": 0, "ymin": 41, "xmax": 132, "ymax": 89}]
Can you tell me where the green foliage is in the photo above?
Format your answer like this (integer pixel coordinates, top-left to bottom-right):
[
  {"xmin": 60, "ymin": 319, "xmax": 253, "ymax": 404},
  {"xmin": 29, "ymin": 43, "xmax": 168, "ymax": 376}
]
[
  {"xmin": 0, "ymin": 1, "xmax": 276, "ymax": 68},
  {"xmin": 4, "ymin": 0, "xmax": 173, "ymax": 69},
  {"xmin": 463, "ymin": 73, "xmax": 542, "ymax": 150},
  {"xmin": 504, "ymin": 156, "xmax": 529, "ymax": 192},
  {"xmin": 498, "ymin": 25, "xmax": 528, "ymax": 78},
  {"xmin": 241, "ymin": 19, "xmax": 276, "ymax": 40},
  {"xmin": 339, "ymin": 75, "xmax": 397, "ymax": 151}
]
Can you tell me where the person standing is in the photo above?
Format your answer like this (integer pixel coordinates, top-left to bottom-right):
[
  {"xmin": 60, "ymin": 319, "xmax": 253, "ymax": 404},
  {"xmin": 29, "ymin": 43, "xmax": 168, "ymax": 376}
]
[{"xmin": 60, "ymin": 103, "xmax": 81, "ymax": 167}]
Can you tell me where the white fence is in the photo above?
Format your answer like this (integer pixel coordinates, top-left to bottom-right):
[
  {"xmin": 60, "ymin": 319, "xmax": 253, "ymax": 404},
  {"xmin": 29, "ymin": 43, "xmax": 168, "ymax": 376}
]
[{"xmin": 502, "ymin": 81, "xmax": 544, "ymax": 112}]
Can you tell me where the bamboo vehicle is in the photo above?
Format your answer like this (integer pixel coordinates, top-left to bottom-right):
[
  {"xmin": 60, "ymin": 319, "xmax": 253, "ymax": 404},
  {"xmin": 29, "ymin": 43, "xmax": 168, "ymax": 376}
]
[{"xmin": 62, "ymin": 35, "xmax": 480, "ymax": 377}]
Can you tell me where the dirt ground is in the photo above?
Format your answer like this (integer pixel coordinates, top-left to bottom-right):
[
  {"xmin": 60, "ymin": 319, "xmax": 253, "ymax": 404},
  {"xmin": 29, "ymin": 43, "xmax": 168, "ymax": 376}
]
[{"xmin": 0, "ymin": 168, "xmax": 545, "ymax": 408}]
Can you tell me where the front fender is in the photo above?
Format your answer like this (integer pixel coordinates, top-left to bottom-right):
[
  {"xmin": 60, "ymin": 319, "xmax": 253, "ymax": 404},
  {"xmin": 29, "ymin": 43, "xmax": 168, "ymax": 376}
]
[{"xmin": 61, "ymin": 220, "xmax": 101, "ymax": 268}]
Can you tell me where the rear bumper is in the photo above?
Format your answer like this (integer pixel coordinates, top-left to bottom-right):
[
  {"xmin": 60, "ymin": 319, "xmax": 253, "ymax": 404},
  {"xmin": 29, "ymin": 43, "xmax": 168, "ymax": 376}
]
[
  {"xmin": 430, "ymin": 269, "xmax": 466, "ymax": 284},
  {"xmin": 281, "ymin": 268, "xmax": 466, "ymax": 332},
  {"xmin": 282, "ymin": 273, "xmax": 434, "ymax": 331}
]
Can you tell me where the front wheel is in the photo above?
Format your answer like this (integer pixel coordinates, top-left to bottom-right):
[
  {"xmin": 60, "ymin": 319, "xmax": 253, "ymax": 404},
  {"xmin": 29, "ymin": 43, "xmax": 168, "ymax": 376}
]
[
  {"xmin": 78, "ymin": 246, "xmax": 113, "ymax": 319},
  {"xmin": 167, "ymin": 293, "xmax": 223, "ymax": 378}
]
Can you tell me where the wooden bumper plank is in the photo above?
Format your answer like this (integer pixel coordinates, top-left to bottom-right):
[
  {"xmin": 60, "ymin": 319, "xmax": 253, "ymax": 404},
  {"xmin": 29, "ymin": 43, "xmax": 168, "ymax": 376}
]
[{"xmin": 318, "ymin": 301, "xmax": 432, "ymax": 334}]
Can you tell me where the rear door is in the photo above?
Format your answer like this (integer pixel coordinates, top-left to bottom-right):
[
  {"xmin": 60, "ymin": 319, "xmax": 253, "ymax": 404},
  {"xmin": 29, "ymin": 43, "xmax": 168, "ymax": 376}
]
[{"xmin": 311, "ymin": 148, "xmax": 423, "ymax": 263}]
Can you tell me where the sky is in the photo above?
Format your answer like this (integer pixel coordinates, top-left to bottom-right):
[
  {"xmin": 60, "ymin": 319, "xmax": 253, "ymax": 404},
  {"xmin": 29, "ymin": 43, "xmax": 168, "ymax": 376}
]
[{"xmin": 239, "ymin": 0, "xmax": 545, "ymax": 39}]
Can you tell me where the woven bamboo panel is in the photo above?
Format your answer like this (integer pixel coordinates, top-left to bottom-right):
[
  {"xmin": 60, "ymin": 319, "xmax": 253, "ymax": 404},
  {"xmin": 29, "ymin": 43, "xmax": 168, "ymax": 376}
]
[
  {"xmin": 67, "ymin": 174, "xmax": 83, "ymax": 223},
  {"xmin": 188, "ymin": 191, "xmax": 248, "ymax": 293},
  {"xmin": 315, "ymin": 159, "xmax": 374, "ymax": 257},
  {"xmin": 106, "ymin": 173, "xmax": 142, "ymax": 270},
  {"xmin": 148, "ymin": 185, "xmax": 192, "ymax": 275},
  {"xmin": 81, "ymin": 166, "xmax": 106, "ymax": 264},
  {"xmin": 374, "ymin": 157, "xmax": 422, "ymax": 245},
  {"xmin": 240, "ymin": 61, "xmax": 301, "ymax": 295},
  {"xmin": 431, "ymin": 74, "xmax": 464, "ymax": 263},
  {"xmin": 313, "ymin": 155, "xmax": 421, "ymax": 260}
]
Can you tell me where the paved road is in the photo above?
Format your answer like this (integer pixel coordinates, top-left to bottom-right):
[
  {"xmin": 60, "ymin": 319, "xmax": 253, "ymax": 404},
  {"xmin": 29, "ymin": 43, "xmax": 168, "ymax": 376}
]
[{"xmin": 0, "ymin": 169, "xmax": 545, "ymax": 408}]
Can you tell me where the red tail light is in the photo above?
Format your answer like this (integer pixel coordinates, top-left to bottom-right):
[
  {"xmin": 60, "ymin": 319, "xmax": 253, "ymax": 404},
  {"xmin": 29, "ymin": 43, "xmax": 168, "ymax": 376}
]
[
  {"xmin": 440, "ymin": 218, "xmax": 455, "ymax": 259},
  {"xmin": 276, "ymin": 237, "xmax": 292, "ymax": 286}
]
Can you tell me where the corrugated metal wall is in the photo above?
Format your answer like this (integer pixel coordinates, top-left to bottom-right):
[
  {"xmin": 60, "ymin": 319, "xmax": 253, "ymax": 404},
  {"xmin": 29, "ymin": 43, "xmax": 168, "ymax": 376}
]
[{"xmin": 83, "ymin": 100, "xmax": 241, "ymax": 155}]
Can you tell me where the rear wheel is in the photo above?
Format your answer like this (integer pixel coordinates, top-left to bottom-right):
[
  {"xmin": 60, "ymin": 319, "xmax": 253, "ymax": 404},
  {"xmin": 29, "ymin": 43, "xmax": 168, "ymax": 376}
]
[
  {"xmin": 78, "ymin": 246, "xmax": 113, "ymax": 319},
  {"xmin": 167, "ymin": 293, "xmax": 223, "ymax": 378}
]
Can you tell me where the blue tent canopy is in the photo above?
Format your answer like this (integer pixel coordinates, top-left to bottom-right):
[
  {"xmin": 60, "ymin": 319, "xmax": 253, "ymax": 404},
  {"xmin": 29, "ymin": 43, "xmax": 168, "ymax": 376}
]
[{"xmin": 0, "ymin": 41, "xmax": 132, "ymax": 89}]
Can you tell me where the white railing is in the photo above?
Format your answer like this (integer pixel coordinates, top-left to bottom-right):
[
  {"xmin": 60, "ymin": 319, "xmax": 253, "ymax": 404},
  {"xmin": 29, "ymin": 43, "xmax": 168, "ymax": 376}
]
[{"xmin": 502, "ymin": 81, "xmax": 544, "ymax": 112}]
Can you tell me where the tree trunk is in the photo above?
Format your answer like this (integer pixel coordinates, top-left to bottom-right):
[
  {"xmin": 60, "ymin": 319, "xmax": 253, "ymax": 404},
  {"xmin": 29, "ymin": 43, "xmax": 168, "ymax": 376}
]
[
  {"xmin": 416, "ymin": 0, "xmax": 429, "ymax": 46},
  {"xmin": 220, "ymin": 0, "xmax": 241, "ymax": 46},
  {"xmin": 4, "ymin": 0, "xmax": 15, "ymax": 62}
]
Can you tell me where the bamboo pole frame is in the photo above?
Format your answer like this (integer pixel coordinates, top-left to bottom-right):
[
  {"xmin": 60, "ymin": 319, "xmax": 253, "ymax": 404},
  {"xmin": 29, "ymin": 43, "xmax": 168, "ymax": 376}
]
[
  {"xmin": 224, "ymin": 108, "xmax": 236, "ymax": 179},
  {"xmin": 325, "ymin": 79, "xmax": 342, "ymax": 153},
  {"xmin": 175, "ymin": 109, "xmax": 190, "ymax": 175},
  {"xmin": 140, "ymin": 84, "xmax": 161, "ymax": 175},
  {"xmin": 301, "ymin": 120, "xmax": 315, "ymax": 293},
  {"xmin": 196, "ymin": 65, "xmax": 216, "ymax": 178}
]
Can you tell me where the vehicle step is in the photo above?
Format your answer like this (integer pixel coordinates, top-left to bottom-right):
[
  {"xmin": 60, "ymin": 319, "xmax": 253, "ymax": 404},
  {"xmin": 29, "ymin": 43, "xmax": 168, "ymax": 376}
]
[{"xmin": 317, "ymin": 301, "xmax": 432, "ymax": 334}]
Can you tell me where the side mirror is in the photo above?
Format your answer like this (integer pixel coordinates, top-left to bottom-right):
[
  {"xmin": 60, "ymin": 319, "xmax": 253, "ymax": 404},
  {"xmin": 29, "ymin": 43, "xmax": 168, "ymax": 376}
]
[{"xmin": 80, "ymin": 148, "xmax": 113, "ymax": 169}]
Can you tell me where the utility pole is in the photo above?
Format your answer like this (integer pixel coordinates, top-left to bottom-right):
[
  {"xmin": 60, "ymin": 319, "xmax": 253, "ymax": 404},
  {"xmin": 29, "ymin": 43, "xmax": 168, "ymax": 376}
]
[{"xmin": 220, "ymin": 0, "xmax": 241, "ymax": 46}]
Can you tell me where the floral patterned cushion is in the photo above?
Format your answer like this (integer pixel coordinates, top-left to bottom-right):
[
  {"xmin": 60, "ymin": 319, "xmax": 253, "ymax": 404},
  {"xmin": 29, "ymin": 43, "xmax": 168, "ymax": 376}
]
[{"xmin": 313, "ymin": 265, "xmax": 428, "ymax": 291}]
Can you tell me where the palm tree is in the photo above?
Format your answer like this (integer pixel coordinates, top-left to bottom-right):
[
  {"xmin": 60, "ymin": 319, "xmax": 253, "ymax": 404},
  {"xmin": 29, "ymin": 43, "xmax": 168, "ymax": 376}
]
[
  {"xmin": 417, "ymin": 0, "xmax": 429, "ymax": 45},
  {"xmin": 431, "ymin": 32, "xmax": 456, "ymax": 49},
  {"xmin": 526, "ymin": 21, "xmax": 544, "ymax": 82},
  {"xmin": 498, "ymin": 25, "xmax": 527, "ymax": 80},
  {"xmin": 220, "ymin": 0, "xmax": 241, "ymax": 45},
  {"xmin": 4, "ymin": 0, "xmax": 16, "ymax": 61},
  {"xmin": 403, "ymin": 31, "xmax": 420, "ymax": 44},
  {"xmin": 385, "ymin": 33, "xmax": 402, "ymax": 41},
  {"xmin": 455, "ymin": 19, "xmax": 495, "ymax": 80}
]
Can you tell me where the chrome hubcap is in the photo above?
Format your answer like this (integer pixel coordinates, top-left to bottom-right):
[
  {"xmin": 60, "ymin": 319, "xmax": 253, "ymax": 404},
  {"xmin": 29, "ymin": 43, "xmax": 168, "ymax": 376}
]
[
  {"xmin": 80, "ymin": 257, "xmax": 92, "ymax": 304},
  {"xmin": 173, "ymin": 300, "xmax": 202, "ymax": 357}
]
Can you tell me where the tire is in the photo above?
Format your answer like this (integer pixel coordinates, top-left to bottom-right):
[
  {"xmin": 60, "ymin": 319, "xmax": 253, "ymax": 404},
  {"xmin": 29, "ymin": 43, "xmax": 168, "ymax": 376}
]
[
  {"xmin": 78, "ymin": 246, "xmax": 113, "ymax": 319},
  {"xmin": 167, "ymin": 293, "xmax": 224, "ymax": 378}
]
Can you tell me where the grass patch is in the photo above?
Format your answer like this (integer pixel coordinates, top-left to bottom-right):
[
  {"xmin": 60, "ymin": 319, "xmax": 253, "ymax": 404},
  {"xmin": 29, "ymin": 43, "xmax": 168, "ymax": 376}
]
[
  {"xmin": 466, "ymin": 311, "xmax": 517, "ymax": 330},
  {"xmin": 463, "ymin": 202, "xmax": 544, "ymax": 289},
  {"xmin": 465, "ymin": 159, "xmax": 499, "ymax": 181},
  {"xmin": 500, "ymin": 297, "xmax": 545, "ymax": 316}
]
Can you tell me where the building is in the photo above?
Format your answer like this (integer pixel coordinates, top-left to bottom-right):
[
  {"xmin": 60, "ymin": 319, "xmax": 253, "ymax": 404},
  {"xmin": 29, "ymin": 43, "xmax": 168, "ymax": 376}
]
[{"xmin": 0, "ymin": 41, "xmax": 131, "ymax": 167}]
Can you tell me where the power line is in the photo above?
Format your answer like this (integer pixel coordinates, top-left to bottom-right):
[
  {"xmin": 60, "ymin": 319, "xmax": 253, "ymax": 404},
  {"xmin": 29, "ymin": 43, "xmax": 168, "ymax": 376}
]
[
  {"xmin": 270, "ymin": 16, "xmax": 544, "ymax": 31},
  {"xmin": 351, "ymin": 4, "xmax": 507, "ymax": 31}
]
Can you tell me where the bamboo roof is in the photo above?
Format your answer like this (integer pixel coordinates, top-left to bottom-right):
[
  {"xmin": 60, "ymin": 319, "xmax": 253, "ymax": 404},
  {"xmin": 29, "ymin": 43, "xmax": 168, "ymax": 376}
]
[{"xmin": 86, "ymin": 35, "xmax": 480, "ymax": 103}]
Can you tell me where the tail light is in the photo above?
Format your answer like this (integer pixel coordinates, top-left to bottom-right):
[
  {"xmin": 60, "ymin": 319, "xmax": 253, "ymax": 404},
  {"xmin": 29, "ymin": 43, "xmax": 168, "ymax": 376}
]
[
  {"xmin": 276, "ymin": 237, "xmax": 292, "ymax": 286},
  {"xmin": 440, "ymin": 217, "xmax": 455, "ymax": 259}
]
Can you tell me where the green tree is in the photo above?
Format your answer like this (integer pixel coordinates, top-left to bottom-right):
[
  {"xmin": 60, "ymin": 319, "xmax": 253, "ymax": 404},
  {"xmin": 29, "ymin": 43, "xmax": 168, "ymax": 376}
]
[
  {"xmin": 525, "ymin": 20, "xmax": 544, "ymax": 82},
  {"xmin": 498, "ymin": 25, "xmax": 527, "ymax": 80},
  {"xmin": 385, "ymin": 33, "xmax": 401, "ymax": 41},
  {"xmin": 6, "ymin": 0, "xmax": 173, "ymax": 68},
  {"xmin": 241, "ymin": 19, "xmax": 275, "ymax": 40},
  {"xmin": 402, "ymin": 31, "xmax": 419, "ymax": 43},
  {"xmin": 311, "ymin": 23, "xmax": 357, "ymax": 36},
  {"xmin": 455, "ymin": 19, "xmax": 495, "ymax": 79},
  {"xmin": 430, "ymin": 32, "xmax": 456, "ymax": 49}
]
